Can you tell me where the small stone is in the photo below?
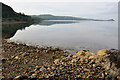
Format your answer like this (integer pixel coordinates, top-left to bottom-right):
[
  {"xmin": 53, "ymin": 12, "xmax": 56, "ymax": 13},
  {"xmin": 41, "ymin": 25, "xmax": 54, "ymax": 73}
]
[
  {"xmin": 22, "ymin": 53, "xmax": 29, "ymax": 57},
  {"xmin": 51, "ymin": 66, "xmax": 55, "ymax": 70},
  {"xmin": 80, "ymin": 58, "xmax": 84, "ymax": 62},
  {"xmin": 102, "ymin": 73, "xmax": 105, "ymax": 78},
  {"xmin": 39, "ymin": 76, "xmax": 44, "ymax": 79},
  {"xmin": 14, "ymin": 75, "xmax": 21, "ymax": 79},
  {"xmin": 117, "ymin": 76, "xmax": 120, "ymax": 80},
  {"xmin": 52, "ymin": 73, "xmax": 57, "ymax": 77},
  {"xmin": 55, "ymin": 51, "xmax": 60, "ymax": 54},
  {"xmin": 89, "ymin": 56, "xmax": 95, "ymax": 59},
  {"xmin": 15, "ymin": 56, "xmax": 19, "ymax": 59},
  {"xmin": 2, "ymin": 58, "xmax": 8, "ymax": 63},
  {"xmin": 11, "ymin": 56, "xmax": 15, "ymax": 59},
  {"xmin": 82, "ymin": 74, "xmax": 86, "ymax": 79},
  {"xmin": 84, "ymin": 68, "xmax": 90, "ymax": 72},
  {"xmin": 47, "ymin": 67, "xmax": 50, "ymax": 70},
  {"xmin": 77, "ymin": 75, "xmax": 81, "ymax": 78},
  {"xmin": 71, "ymin": 59, "xmax": 77, "ymax": 63},
  {"xmin": 19, "ymin": 52, "xmax": 23, "ymax": 55},
  {"xmin": 2, "ymin": 76, "xmax": 5, "ymax": 79},
  {"xmin": 30, "ymin": 73, "xmax": 37, "ymax": 78},
  {"xmin": 93, "ymin": 64, "xmax": 96, "ymax": 68},
  {"xmin": 36, "ymin": 66, "xmax": 40, "ymax": 69},
  {"xmin": 45, "ymin": 75, "xmax": 49, "ymax": 78},
  {"xmin": 40, "ymin": 66, "xmax": 46, "ymax": 71},
  {"xmin": 14, "ymin": 75, "xmax": 28, "ymax": 79},
  {"xmin": 27, "ymin": 50, "xmax": 32, "ymax": 53},
  {"xmin": 54, "ymin": 59, "xmax": 60, "ymax": 64}
]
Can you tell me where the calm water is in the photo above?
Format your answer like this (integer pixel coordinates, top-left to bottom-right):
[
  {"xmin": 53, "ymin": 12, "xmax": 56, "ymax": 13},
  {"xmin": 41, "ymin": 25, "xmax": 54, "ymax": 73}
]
[{"xmin": 10, "ymin": 20, "xmax": 118, "ymax": 54}]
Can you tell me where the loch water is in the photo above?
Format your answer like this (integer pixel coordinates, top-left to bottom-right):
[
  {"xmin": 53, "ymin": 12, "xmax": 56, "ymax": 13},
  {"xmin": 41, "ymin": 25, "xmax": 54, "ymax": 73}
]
[{"xmin": 5, "ymin": 20, "xmax": 118, "ymax": 53}]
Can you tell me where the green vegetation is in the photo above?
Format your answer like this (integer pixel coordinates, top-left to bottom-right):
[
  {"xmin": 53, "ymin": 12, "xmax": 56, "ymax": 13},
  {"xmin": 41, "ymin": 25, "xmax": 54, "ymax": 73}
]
[
  {"xmin": 0, "ymin": 2, "xmax": 41, "ymax": 39},
  {"xmin": 1, "ymin": 2, "xmax": 40, "ymax": 22}
]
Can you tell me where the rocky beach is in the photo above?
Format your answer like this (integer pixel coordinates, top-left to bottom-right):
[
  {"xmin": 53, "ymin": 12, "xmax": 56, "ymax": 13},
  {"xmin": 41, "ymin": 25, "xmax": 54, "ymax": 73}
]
[
  {"xmin": 1, "ymin": 40, "xmax": 120, "ymax": 80},
  {"xmin": 1, "ymin": 1, "xmax": 119, "ymax": 80}
]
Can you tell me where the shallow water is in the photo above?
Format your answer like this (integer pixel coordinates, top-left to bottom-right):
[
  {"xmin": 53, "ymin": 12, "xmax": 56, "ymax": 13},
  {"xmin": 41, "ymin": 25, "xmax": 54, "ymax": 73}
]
[{"xmin": 10, "ymin": 20, "xmax": 118, "ymax": 54}]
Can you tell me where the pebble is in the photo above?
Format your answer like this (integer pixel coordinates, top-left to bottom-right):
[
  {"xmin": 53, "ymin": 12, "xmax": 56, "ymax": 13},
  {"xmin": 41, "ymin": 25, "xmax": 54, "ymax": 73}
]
[
  {"xmin": 15, "ymin": 56, "xmax": 19, "ymax": 59},
  {"xmin": 22, "ymin": 53, "xmax": 29, "ymax": 57},
  {"xmin": 89, "ymin": 55, "xmax": 95, "ymax": 59},
  {"xmin": 14, "ymin": 75, "xmax": 21, "ymax": 79},
  {"xmin": 29, "ymin": 73, "xmax": 37, "ymax": 78},
  {"xmin": 54, "ymin": 59, "xmax": 60, "ymax": 64}
]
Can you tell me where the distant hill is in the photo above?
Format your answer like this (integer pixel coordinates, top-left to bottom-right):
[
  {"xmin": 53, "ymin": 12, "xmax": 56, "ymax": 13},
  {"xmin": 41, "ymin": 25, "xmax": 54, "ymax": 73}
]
[
  {"xmin": 1, "ymin": 2, "xmax": 39, "ymax": 22},
  {"xmin": 32, "ymin": 14, "xmax": 114, "ymax": 21},
  {"xmin": 2, "ymin": 2, "xmax": 28, "ymax": 18}
]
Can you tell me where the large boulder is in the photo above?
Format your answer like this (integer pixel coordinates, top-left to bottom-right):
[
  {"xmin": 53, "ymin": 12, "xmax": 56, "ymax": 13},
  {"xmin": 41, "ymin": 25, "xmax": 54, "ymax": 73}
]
[
  {"xmin": 73, "ymin": 51, "xmax": 95, "ymax": 58},
  {"xmin": 97, "ymin": 49, "xmax": 110, "ymax": 56},
  {"xmin": 100, "ymin": 49, "xmax": 120, "ymax": 79}
]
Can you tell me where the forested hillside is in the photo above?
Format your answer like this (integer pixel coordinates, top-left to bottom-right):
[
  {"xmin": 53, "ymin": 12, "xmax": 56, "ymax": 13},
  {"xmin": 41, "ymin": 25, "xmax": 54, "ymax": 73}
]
[{"xmin": 1, "ymin": 2, "xmax": 39, "ymax": 22}]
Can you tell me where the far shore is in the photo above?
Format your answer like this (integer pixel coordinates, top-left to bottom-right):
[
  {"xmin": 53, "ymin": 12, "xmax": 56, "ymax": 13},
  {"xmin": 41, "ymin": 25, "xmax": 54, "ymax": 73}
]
[{"xmin": 1, "ymin": 21, "xmax": 27, "ymax": 24}]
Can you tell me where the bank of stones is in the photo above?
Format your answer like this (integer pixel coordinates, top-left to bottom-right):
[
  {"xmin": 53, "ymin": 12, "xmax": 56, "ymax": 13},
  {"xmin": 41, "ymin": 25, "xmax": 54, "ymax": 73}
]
[{"xmin": 2, "ymin": 40, "xmax": 120, "ymax": 79}]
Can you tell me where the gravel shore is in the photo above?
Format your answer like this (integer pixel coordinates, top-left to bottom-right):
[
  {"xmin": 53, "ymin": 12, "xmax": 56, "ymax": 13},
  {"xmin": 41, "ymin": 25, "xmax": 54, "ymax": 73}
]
[{"xmin": 2, "ymin": 40, "xmax": 120, "ymax": 80}]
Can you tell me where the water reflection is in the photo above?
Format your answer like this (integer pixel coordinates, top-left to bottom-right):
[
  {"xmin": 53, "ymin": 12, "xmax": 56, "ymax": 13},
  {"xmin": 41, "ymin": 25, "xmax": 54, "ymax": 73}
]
[
  {"xmin": 2, "ymin": 20, "xmax": 77, "ymax": 39},
  {"xmin": 2, "ymin": 23, "xmax": 32, "ymax": 39},
  {"xmin": 7, "ymin": 20, "xmax": 118, "ymax": 53},
  {"xmin": 37, "ymin": 20, "xmax": 77, "ymax": 26}
]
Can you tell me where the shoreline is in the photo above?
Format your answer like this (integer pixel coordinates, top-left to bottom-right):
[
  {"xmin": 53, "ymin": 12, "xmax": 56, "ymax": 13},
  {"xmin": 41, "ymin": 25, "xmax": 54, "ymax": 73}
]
[
  {"xmin": 2, "ymin": 40, "xmax": 120, "ymax": 79},
  {"xmin": 1, "ymin": 21, "xmax": 27, "ymax": 24}
]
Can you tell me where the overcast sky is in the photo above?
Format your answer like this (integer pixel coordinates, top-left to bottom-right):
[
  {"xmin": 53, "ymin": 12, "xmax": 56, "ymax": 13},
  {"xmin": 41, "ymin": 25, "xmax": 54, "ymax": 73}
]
[{"xmin": 1, "ymin": 0, "xmax": 119, "ymax": 20}]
